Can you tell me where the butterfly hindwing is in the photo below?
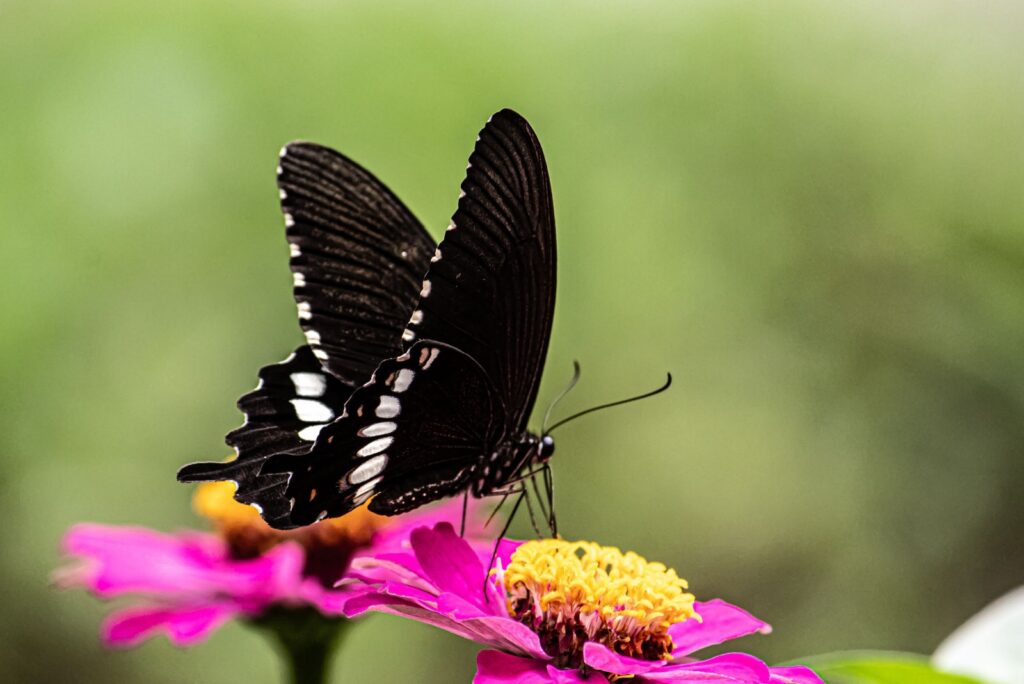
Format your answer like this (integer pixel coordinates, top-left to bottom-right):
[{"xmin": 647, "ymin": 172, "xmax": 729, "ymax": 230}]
[
  {"xmin": 177, "ymin": 345, "xmax": 351, "ymax": 527},
  {"xmin": 262, "ymin": 340, "xmax": 506, "ymax": 524},
  {"xmin": 404, "ymin": 110, "xmax": 556, "ymax": 430},
  {"xmin": 280, "ymin": 142, "xmax": 436, "ymax": 387}
]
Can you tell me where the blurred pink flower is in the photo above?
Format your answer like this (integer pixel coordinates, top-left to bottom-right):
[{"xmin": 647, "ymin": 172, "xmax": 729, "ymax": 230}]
[
  {"xmin": 342, "ymin": 523, "xmax": 822, "ymax": 684},
  {"xmin": 55, "ymin": 482, "xmax": 478, "ymax": 647}
]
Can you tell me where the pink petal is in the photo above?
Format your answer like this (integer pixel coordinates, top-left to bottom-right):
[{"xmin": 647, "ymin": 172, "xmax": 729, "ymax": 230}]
[
  {"xmin": 345, "ymin": 579, "xmax": 549, "ymax": 659},
  {"xmin": 345, "ymin": 553, "xmax": 436, "ymax": 594},
  {"xmin": 356, "ymin": 551, "xmax": 425, "ymax": 576},
  {"xmin": 102, "ymin": 603, "xmax": 236, "ymax": 647},
  {"xmin": 475, "ymin": 650, "xmax": 556, "ymax": 683},
  {"xmin": 57, "ymin": 523, "xmax": 305, "ymax": 607},
  {"xmin": 639, "ymin": 653, "xmax": 771, "ymax": 682},
  {"xmin": 342, "ymin": 590, "xmax": 421, "ymax": 618},
  {"xmin": 59, "ymin": 524, "xmax": 228, "ymax": 597},
  {"xmin": 296, "ymin": 577, "xmax": 350, "ymax": 616},
  {"xmin": 768, "ymin": 666, "xmax": 823, "ymax": 684},
  {"xmin": 437, "ymin": 589, "xmax": 501, "ymax": 620},
  {"xmin": 477, "ymin": 657, "xmax": 611, "ymax": 684},
  {"xmin": 378, "ymin": 579, "xmax": 445, "ymax": 607},
  {"xmin": 411, "ymin": 523, "xmax": 486, "ymax": 602},
  {"xmin": 670, "ymin": 600, "xmax": 771, "ymax": 657},
  {"xmin": 58, "ymin": 523, "xmax": 357, "ymax": 648},
  {"xmin": 494, "ymin": 538, "xmax": 522, "ymax": 568},
  {"xmin": 582, "ymin": 642, "xmax": 664, "ymax": 676},
  {"xmin": 457, "ymin": 615, "xmax": 551, "ymax": 660},
  {"xmin": 306, "ymin": 590, "xmax": 349, "ymax": 615},
  {"xmin": 545, "ymin": 665, "xmax": 606, "ymax": 683},
  {"xmin": 246, "ymin": 542, "xmax": 311, "ymax": 604},
  {"xmin": 349, "ymin": 595, "xmax": 488, "ymax": 643}
]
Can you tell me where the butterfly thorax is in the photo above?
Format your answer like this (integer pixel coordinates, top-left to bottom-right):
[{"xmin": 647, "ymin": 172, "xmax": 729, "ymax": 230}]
[{"xmin": 473, "ymin": 433, "xmax": 554, "ymax": 497}]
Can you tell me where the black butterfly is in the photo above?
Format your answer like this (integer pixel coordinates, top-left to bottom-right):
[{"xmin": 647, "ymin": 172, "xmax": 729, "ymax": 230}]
[{"xmin": 178, "ymin": 109, "xmax": 558, "ymax": 530}]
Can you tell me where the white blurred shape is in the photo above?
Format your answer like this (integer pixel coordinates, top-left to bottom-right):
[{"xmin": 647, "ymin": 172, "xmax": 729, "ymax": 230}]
[{"xmin": 933, "ymin": 585, "xmax": 1024, "ymax": 684}]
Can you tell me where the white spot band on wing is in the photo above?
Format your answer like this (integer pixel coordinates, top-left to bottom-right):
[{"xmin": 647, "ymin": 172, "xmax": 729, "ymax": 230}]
[
  {"xmin": 422, "ymin": 347, "xmax": 440, "ymax": 370},
  {"xmin": 290, "ymin": 372, "xmax": 326, "ymax": 397},
  {"xmin": 392, "ymin": 368, "xmax": 415, "ymax": 393},
  {"xmin": 375, "ymin": 395, "xmax": 401, "ymax": 418},
  {"xmin": 348, "ymin": 454, "xmax": 388, "ymax": 485},
  {"xmin": 355, "ymin": 476, "xmax": 382, "ymax": 498},
  {"xmin": 358, "ymin": 421, "xmax": 396, "ymax": 437},
  {"xmin": 357, "ymin": 436, "xmax": 393, "ymax": 457},
  {"xmin": 297, "ymin": 424, "xmax": 326, "ymax": 441},
  {"xmin": 290, "ymin": 399, "xmax": 334, "ymax": 423}
]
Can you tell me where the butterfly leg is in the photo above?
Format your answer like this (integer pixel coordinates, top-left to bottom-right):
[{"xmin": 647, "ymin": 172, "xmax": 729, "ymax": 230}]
[
  {"xmin": 485, "ymin": 491, "xmax": 512, "ymax": 528},
  {"xmin": 528, "ymin": 472, "xmax": 550, "ymax": 529},
  {"xmin": 459, "ymin": 490, "xmax": 469, "ymax": 537},
  {"xmin": 487, "ymin": 467, "xmax": 548, "ymax": 492},
  {"xmin": 521, "ymin": 485, "xmax": 544, "ymax": 537},
  {"xmin": 483, "ymin": 489, "xmax": 527, "ymax": 600},
  {"xmin": 543, "ymin": 465, "xmax": 557, "ymax": 537}
]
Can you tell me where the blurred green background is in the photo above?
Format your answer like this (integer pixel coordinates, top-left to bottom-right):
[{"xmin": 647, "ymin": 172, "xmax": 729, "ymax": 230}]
[{"xmin": 2, "ymin": 0, "xmax": 1023, "ymax": 681}]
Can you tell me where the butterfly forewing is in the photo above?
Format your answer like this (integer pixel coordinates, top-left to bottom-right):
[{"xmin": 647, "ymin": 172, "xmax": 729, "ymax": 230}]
[
  {"xmin": 404, "ymin": 110, "xmax": 556, "ymax": 430},
  {"xmin": 280, "ymin": 142, "xmax": 435, "ymax": 386},
  {"xmin": 177, "ymin": 345, "xmax": 351, "ymax": 527},
  {"xmin": 262, "ymin": 341, "xmax": 504, "ymax": 524}
]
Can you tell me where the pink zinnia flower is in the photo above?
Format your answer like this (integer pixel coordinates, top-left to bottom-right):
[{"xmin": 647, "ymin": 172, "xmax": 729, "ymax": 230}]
[
  {"xmin": 342, "ymin": 523, "xmax": 822, "ymax": 683},
  {"xmin": 55, "ymin": 481, "xmax": 477, "ymax": 647}
]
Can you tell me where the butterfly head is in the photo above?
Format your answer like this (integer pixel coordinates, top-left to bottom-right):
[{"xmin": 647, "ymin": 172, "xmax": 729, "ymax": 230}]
[
  {"xmin": 503, "ymin": 432, "xmax": 555, "ymax": 480},
  {"xmin": 513, "ymin": 433, "xmax": 555, "ymax": 474}
]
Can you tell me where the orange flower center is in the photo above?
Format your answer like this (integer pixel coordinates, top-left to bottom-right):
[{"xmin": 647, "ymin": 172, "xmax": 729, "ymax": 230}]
[{"xmin": 192, "ymin": 480, "xmax": 387, "ymax": 586}]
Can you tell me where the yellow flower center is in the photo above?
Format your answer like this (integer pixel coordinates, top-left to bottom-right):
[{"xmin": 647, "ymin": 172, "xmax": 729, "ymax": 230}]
[
  {"xmin": 192, "ymin": 480, "xmax": 387, "ymax": 586},
  {"xmin": 501, "ymin": 539, "xmax": 699, "ymax": 669}
]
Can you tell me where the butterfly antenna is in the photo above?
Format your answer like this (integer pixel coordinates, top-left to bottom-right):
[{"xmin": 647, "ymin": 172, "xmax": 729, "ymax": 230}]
[
  {"xmin": 546, "ymin": 373, "xmax": 673, "ymax": 433},
  {"xmin": 541, "ymin": 361, "xmax": 582, "ymax": 433}
]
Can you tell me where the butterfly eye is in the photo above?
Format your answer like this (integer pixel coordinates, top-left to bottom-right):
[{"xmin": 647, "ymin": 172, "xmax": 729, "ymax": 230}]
[{"xmin": 539, "ymin": 435, "xmax": 555, "ymax": 460}]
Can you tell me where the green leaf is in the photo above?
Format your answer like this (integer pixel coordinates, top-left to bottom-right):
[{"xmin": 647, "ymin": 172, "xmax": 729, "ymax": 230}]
[{"xmin": 792, "ymin": 651, "xmax": 984, "ymax": 684}]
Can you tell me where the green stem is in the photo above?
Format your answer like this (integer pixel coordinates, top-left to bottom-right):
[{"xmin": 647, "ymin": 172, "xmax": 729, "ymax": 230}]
[
  {"xmin": 248, "ymin": 607, "xmax": 348, "ymax": 684},
  {"xmin": 278, "ymin": 631, "xmax": 337, "ymax": 684}
]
